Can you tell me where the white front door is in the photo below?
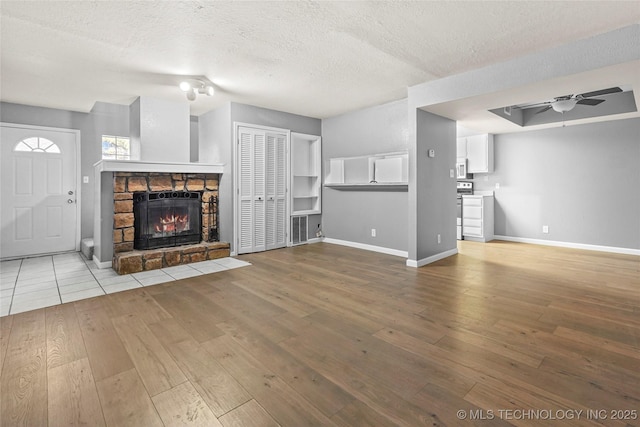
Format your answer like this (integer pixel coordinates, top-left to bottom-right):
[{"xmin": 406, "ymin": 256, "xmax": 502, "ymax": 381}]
[{"xmin": 1, "ymin": 124, "xmax": 79, "ymax": 259}]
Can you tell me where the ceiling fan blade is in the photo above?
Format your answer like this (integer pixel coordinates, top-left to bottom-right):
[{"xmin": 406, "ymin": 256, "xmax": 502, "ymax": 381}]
[
  {"xmin": 577, "ymin": 98, "xmax": 605, "ymax": 106},
  {"xmin": 535, "ymin": 105, "xmax": 552, "ymax": 114},
  {"xmin": 578, "ymin": 87, "xmax": 622, "ymax": 98}
]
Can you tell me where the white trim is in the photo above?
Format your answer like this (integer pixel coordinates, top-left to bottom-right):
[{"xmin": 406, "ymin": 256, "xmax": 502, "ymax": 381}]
[
  {"xmin": 405, "ymin": 248, "xmax": 458, "ymax": 268},
  {"xmin": 1, "ymin": 122, "xmax": 82, "ymax": 253},
  {"xmin": 494, "ymin": 235, "xmax": 640, "ymax": 256},
  {"xmin": 323, "ymin": 238, "xmax": 408, "ymax": 258},
  {"xmin": 92, "ymin": 255, "xmax": 112, "ymax": 269},
  {"xmin": 94, "ymin": 159, "xmax": 224, "ymax": 174},
  {"xmin": 233, "ymin": 122, "xmax": 291, "ymax": 255},
  {"xmin": 306, "ymin": 237, "xmax": 323, "ymax": 244}
]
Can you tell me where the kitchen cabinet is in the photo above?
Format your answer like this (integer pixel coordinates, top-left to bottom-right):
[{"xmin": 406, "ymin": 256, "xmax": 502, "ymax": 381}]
[
  {"xmin": 291, "ymin": 132, "xmax": 321, "ymax": 215},
  {"xmin": 457, "ymin": 134, "xmax": 494, "ymax": 173},
  {"xmin": 466, "ymin": 134, "xmax": 494, "ymax": 173},
  {"xmin": 462, "ymin": 195, "xmax": 494, "ymax": 242}
]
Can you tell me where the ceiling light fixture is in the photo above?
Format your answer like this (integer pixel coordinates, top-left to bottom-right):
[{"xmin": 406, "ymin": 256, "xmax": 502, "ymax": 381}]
[
  {"xmin": 179, "ymin": 79, "xmax": 214, "ymax": 101},
  {"xmin": 551, "ymin": 98, "xmax": 577, "ymax": 113}
]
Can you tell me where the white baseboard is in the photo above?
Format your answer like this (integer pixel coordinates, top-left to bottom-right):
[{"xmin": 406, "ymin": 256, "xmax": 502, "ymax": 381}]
[
  {"xmin": 306, "ymin": 237, "xmax": 323, "ymax": 244},
  {"xmin": 92, "ymin": 255, "xmax": 112, "ymax": 269},
  {"xmin": 322, "ymin": 238, "xmax": 408, "ymax": 258},
  {"xmin": 494, "ymin": 235, "xmax": 640, "ymax": 256},
  {"xmin": 406, "ymin": 248, "xmax": 458, "ymax": 268}
]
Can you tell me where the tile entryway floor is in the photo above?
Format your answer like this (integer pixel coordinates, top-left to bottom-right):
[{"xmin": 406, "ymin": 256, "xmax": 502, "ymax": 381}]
[{"xmin": 0, "ymin": 252, "xmax": 250, "ymax": 317}]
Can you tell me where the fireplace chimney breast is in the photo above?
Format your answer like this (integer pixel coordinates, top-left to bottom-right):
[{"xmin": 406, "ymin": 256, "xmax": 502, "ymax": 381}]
[{"xmin": 129, "ymin": 96, "xmax": 190, "ymax": 163}]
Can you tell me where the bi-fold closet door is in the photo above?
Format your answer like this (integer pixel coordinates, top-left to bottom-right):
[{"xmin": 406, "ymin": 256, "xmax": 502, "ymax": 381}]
[{"xmin": 237, "ymin": 126, "xmax": 287, "ymax": 254}]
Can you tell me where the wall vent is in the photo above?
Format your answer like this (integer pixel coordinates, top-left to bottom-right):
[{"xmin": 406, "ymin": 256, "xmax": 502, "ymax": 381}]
[{"xmin": 292, "ymin": 215, "xmax": 308, "ymax": 245}]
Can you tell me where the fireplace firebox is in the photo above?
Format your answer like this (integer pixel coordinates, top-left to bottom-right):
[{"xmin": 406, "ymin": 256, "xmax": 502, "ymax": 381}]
[{"xmin": 133, "ymin": 191, "xmax": 202, "ymax": 250}]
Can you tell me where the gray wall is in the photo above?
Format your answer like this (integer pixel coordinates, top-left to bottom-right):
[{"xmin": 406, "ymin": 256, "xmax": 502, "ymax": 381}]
[
  {"xmin": 199, "ymin": 102, "xmax": 321, "ymax": 251},
  {"xmin": 322, "ymin": 99, "xmax": 409, "ymax": 251},
  {"xmin": 0, "ymin": 101, "xmax": 129, "ymax": 240},
  {"xmin": 415, "ymin": 110, "xmax": 457, "ymax": 260},
  {"xmin": 473, "ymin": 118, "xmax": 640, "ymax": 250}
]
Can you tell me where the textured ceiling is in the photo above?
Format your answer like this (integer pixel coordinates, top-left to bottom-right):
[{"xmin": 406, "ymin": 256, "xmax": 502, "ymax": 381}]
[{"xmin": 1, "ymin": 1, "xmax": 639, "ymax": 120}]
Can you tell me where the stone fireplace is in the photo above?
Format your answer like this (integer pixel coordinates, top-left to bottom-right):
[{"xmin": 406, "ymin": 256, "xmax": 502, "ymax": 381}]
[{"xmin": 110, "ymin": 171, "xmax": 229, "ymax": 274}]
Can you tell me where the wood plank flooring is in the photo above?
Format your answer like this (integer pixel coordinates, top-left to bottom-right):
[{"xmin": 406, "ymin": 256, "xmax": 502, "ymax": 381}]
[{"xmin": 1, "ymin": 240, "xmax": 639, "ymax": 426}]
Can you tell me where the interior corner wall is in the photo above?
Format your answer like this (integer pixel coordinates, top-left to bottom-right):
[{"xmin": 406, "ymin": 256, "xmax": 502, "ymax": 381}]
[
  {"xmin": 0, "ymin": 101, "xmax": 129, "ymax": 241},
  {"xmin": 473, "ymin": 118, "xmax": 640, "ymax": 250},
  {"xmin": 321, "ymin": 99, "xmax": 409, "ymax": 251},
  {"xmin": 190, "ymin": 115, "xmax": 199, "ymax": 162},
  {"xmin": 415, "ymin": 110, "xmax": 457, "ymax": 261}
]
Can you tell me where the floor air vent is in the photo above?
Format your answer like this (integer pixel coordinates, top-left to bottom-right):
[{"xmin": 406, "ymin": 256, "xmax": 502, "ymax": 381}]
[{"xmin": 292, "ymin": 216, "xmax": 308, "ymax": 245}]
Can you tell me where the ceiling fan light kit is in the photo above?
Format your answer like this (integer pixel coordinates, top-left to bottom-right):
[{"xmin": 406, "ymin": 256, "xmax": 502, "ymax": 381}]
[
  {"xmin": 513, "ymin": 86, "xmax": 624, "ymax": 115},
  {"xmin": 551, "ymin": 98, "xmax": 578, "ymax": 113}
]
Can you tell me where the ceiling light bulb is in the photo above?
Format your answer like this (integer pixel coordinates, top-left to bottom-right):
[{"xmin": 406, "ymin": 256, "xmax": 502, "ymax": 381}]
[
  {"xmin": 179, "ymin": 81, "xmax": 191, "ymax": 92},
  {"xmin": 204, "ymin": 86, "xmax": 214, "ymax": 96},
  {"xmin": 186, "ymin": 89, "xmax": 197, "ymax": 101}
]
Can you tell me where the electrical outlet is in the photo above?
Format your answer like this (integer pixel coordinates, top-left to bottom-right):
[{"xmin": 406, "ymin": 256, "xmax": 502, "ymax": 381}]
[
  {"xmin": 371, "ymin": 228, "xmax": 376, "ymax": 237},
  {"xmin": 83, "ymin": 176, "xmax": 89, "ymax": 184},
  {"xmin": 542, "ymin": 225, "xmax": 549, "ymax": 234},
  {"xmin": 495, "ymin": 183, "xmax": 500, "ymax": 189},
  {"xmin": 450, "ymin": 169, "xmax": 454, "ymax": 178},
  {"xmin": 437, "ymin": 234, "xmax": 441, "ymax": 244}
]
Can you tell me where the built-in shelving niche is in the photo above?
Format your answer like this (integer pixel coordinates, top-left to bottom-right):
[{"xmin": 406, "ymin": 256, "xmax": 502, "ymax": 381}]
[
  {"xmin": 291, "ymin": 133, "xmax": 321, "ymax": 214},
  {"xmin": 325, "ymin": 151, "xmax": 408, "ymax": 191}
]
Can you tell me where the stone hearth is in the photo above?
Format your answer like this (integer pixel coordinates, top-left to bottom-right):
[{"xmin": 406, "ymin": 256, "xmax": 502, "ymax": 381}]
[{"xmin": 114, "ymin": 241, "xmax": 230, "ymax": 275}]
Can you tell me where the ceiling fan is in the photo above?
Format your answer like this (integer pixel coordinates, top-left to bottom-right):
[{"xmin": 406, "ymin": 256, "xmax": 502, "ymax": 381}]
[{"xmin": 527, "ymin": 87, "xmax": 623, "ymax": 114}]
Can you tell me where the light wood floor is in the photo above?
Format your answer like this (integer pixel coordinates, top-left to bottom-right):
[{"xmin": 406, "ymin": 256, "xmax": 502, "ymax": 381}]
[{"xmin": 1, "ymin": 240, "xmax": 639, "ymax": 427}]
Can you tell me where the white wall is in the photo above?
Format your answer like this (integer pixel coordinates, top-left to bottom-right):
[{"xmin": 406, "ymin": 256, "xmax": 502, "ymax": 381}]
[{"xmin": 130, "ymin": 96, "xmax": 190, "ymax": 163}]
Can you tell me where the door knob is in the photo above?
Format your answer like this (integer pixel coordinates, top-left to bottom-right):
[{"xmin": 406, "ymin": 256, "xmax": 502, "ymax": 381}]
[
  {"xmin": 68, "ymin": 190, "xmax": 74, "ymax": 195},
  {"xmin": 67, "ymin": 199, "xmax": 74, "ymax": 204}
]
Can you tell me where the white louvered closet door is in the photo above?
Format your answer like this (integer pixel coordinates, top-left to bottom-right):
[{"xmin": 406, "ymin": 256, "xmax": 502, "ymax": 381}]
[
  {"xmin": 237, "ymin": 127, "xmax": 287, "ymax": 254},
  {"xmin": 265, "ymin": 133, "xmax": 287, "ymax": 250}
]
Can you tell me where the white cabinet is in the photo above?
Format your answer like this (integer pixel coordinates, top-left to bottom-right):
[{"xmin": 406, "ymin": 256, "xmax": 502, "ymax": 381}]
[
  {"xmin": 457, "ymin": 134, "xmax": 494, "ymax": 173},
  {"xmin": 466, "ymin": 134, "xmax": 494, "ymax": 173},
  {"xmin": 291, "ymin": 133, "xmax": 321, "ymax": 215},
  {"xmin": 462, "ymin": 195, "xmax": 494, "ymax": 242}
]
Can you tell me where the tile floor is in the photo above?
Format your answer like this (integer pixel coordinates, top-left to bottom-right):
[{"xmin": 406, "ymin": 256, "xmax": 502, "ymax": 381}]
[{"xmin": 0, "ymin": 252, "xmax": 250, "ymax": 317}]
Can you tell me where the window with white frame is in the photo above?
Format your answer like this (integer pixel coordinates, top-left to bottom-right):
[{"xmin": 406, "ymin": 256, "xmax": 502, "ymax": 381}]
[{"xmin": 102, "ymin": 135, "xmax": 130, "ymax": 160}]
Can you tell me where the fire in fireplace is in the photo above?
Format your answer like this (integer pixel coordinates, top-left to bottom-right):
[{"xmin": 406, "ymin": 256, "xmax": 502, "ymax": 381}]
[{"xmin": 133, "ymin": 191, "xmax": 202, "ymax": 250}]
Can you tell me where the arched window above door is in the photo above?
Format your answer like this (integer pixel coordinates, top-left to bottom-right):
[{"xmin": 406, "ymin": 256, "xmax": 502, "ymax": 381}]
[{"xmin": 14, "ymin": 137, "xmax": 61, "ymax": 153}]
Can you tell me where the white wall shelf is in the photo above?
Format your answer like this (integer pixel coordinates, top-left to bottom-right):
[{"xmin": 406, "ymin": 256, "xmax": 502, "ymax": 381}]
[{"xmin": 325, "ymin": 183, "xmax": 408, "ymax": 191}]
